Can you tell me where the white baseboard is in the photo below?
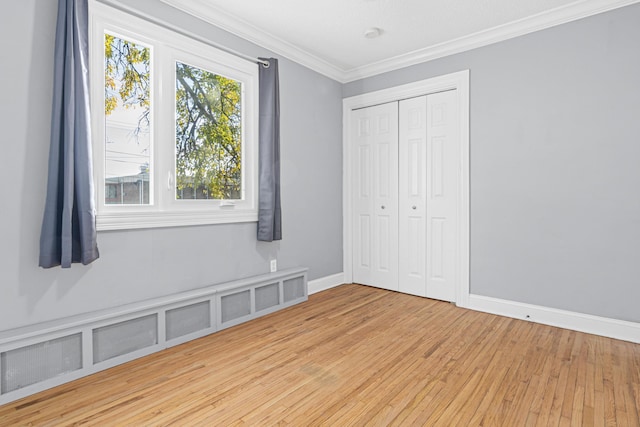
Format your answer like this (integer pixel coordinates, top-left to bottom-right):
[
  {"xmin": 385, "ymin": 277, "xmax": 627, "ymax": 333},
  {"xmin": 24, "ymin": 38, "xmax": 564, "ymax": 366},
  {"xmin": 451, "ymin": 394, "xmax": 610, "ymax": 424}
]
[
  {"xmin": 466, "ymin": 294, "xmax": 640, "ymax": 344},
  {"xmin": 308, "ymin": 272, "xmax": 345, "ymax": 295}
]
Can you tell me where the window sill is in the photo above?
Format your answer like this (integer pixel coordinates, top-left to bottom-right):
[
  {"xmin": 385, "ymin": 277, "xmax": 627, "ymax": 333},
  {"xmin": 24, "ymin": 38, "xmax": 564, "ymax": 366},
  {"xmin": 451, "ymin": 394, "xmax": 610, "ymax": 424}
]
[{"xmin": 96, "ymin": 210, "xmax": 258, "ymax": 231}]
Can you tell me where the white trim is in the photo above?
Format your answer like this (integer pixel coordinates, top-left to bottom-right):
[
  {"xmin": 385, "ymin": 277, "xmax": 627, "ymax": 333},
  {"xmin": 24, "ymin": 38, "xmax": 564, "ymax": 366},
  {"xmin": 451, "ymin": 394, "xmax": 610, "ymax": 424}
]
[
  {"xmin": 342, "ymin": 70, "xmax": 470, "ymax": 306},
  {"xmin": 342, "ymin": 70, "xmax": 469, "ymax": 110},
  {"xmin": 97, "ymin": 0, "xmax": 268, "ymax": 67},
  {"xmin": 308, "ymin": 273, "xmax": 345, "ymax": 295},
  {"xmin": 343, "ymin": 0, "xmax": 640, "ymax": 82},
  {"xmin": 159, "ymin": 0, "xmax": 345, "ymax": 82},
  {"xmin": 161, "ymin": 0, "xmax": 639, "ymax": 83},
  {"xmin": 465, "ymin": 294, "xmax": 640, "ymax": 344},
  {"xmin": 96, "ymin": 208, "xmax": 258, "ymax": 231}
]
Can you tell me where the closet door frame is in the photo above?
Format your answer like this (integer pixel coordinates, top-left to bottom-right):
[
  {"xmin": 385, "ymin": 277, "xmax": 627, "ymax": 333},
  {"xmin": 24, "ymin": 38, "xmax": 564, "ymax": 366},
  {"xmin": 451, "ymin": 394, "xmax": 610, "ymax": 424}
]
[{"xmin": 342, "ymin": 70, "xmax": 470, "ymax": 307}]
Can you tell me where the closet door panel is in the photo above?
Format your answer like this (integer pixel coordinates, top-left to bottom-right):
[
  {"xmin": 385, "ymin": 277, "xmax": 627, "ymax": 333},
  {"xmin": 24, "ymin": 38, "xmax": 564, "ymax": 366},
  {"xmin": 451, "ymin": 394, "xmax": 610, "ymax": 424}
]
[
  {"xmin": 399, "ymin": 96, "xmax": 427, "ymax": 296},
  {"xmin": 351, "ymin": 102, "xmax": 399, "ymax": 291},
  {"xmin": 425, "ymin": 90, "xmax": 459, "ymax": 302},
  {"xmin": 352, "ymin": 113, "xmax": 373, "ymax": 285}
]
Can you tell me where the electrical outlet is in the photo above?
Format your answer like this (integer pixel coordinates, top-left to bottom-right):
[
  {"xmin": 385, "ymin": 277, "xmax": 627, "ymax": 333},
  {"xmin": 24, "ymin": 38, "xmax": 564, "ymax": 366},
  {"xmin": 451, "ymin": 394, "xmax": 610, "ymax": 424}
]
[{"xmin": 270, "ymin": 259, "xmax": 277, "ymax": 273}]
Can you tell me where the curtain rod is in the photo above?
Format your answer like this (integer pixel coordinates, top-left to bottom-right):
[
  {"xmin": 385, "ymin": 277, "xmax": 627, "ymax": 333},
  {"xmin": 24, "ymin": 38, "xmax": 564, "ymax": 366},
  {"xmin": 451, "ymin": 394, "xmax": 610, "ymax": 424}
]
[{"xmin": 96, "ymin": 0, "xmax": 270, "ymax": 68}]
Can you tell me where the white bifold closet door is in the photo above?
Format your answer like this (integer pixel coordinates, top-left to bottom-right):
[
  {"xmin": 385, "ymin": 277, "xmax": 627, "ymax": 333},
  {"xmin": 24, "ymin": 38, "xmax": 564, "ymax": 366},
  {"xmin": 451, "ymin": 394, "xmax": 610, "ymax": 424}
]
[
  {"xmin": 352, "ymin": 90, "xmax": 459, "ymax": 302},
  {"xmin": 399, "ymin": 90, "xmax": 459, "ymax": 301},
  {"xmin": 351, "ymin": 102, "xmax": 399, "ymax": 291}
]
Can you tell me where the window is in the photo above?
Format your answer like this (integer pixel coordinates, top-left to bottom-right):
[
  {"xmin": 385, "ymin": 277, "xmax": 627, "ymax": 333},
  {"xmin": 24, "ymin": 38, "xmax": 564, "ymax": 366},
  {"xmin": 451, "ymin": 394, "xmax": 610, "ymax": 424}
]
[
  {"xmin": 104, "ymin": 33, "xmax": 151, "ymax": 206},
  {"xmin": 174, "ymin": 62, "xmax": 243, "ymax": 201},
  {"xmin": 90, "ymin": 2, "xmax": 258, "ymax": 230}
]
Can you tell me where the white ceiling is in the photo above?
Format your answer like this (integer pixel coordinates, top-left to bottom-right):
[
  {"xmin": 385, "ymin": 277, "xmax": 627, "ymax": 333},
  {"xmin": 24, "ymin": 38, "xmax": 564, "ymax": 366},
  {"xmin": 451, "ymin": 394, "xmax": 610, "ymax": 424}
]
[{"xmin": 161, "ymin": 0, "xmax": 639, "ymax": 82}]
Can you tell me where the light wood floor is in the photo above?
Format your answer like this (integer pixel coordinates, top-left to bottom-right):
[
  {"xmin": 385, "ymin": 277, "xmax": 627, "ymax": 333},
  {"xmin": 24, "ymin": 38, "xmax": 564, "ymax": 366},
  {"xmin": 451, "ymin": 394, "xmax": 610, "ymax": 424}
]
[{"xmin": 1, "ymin": 284, "xmax": 639, "ymax": 426}]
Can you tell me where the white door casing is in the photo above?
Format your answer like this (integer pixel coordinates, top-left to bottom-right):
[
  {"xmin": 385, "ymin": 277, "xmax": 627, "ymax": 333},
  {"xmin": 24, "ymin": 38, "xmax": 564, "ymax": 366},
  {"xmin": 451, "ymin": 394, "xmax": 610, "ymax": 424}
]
[
  {"xmin": 351, "ymin": 102, "xmax": 399, "ymax": 291},
  {"xmin": 343, "ymin": 70, "xmax": 470, "ymax": 306}
]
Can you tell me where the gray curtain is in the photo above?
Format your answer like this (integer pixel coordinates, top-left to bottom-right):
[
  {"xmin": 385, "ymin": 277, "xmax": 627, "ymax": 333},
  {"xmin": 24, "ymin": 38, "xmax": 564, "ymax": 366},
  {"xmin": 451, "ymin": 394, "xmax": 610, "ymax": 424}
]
[
  {"xmin": 39, "ymin": 0, "xmax": 99, "ymax": 268},
  {"xmin": 257, "ymin": 58, "xmax": 282, "ymax": 241}
]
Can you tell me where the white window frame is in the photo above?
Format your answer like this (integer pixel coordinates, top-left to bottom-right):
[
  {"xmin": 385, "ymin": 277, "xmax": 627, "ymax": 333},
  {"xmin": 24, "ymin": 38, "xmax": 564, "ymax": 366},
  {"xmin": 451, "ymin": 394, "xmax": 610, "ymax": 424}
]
[{"xmin": 90, "ymin": 2, "xmax": 258, "ymax": 231}]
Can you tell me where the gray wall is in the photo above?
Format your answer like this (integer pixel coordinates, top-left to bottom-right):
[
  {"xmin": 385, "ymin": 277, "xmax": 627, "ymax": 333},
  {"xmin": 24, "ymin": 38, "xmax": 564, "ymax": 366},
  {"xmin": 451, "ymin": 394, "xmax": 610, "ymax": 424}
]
[
  {"xmin": 3, "ymin": 0, "xmax": 638, "ymax": 333},
  {"xmin": 345, "ymin": 4, "xmax": 640, "ymax": 323},
  {"xmin": 0, "ymin": 0, "xmax": 343, "ymax": 331}
]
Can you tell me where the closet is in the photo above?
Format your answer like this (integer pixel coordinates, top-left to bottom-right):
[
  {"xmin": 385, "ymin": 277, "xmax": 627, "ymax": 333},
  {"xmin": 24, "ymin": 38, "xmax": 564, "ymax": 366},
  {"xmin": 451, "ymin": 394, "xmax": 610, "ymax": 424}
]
[{"xmin": 350, "ymin": 90, "xmax": 459, "ymax": 302}]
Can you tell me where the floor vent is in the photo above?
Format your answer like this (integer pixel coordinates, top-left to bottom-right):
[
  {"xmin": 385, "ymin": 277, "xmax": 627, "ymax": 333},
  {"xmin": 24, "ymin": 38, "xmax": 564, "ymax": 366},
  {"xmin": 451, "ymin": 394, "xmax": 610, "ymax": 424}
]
[{"xmin": 0, "ymin": 268, "xmax": 307, "ymax": 405}]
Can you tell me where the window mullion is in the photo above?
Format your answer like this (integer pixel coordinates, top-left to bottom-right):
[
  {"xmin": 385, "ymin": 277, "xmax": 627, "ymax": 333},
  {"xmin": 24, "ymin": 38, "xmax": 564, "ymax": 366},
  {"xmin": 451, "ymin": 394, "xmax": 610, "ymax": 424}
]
[{"xmin": 155, "ymin": 45, "xmax": 173, "ymax": 212}]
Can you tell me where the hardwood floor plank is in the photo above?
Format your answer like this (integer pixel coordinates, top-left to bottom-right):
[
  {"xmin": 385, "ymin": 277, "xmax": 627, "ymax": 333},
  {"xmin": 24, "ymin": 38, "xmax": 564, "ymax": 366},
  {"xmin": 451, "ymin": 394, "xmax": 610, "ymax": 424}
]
[{"xmin": 0, "ymin": 284, "xmax": 638, "ymax": 426}]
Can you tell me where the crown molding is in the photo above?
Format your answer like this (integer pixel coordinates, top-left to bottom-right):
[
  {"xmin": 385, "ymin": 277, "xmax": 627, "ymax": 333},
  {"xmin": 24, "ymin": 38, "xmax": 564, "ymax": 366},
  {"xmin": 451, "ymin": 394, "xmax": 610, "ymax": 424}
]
[
  {"xmin": 342, "ymin": 0, "xmax": 640, "ymax": 82},
  {"xmin": 158, "ymin": 0, "xmax": 345, "ymax": 82},
  {"xmin": 161, "ymin": 0, "xmax": 640, "ymax": 84}
]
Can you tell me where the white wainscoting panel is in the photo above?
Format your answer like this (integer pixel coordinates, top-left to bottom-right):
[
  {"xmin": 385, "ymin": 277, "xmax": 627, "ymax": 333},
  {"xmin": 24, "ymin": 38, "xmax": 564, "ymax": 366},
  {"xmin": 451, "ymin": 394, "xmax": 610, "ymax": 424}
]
[{"xmin": 0, "ymin": 268, "xmax": 308, "ymax": 405}]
